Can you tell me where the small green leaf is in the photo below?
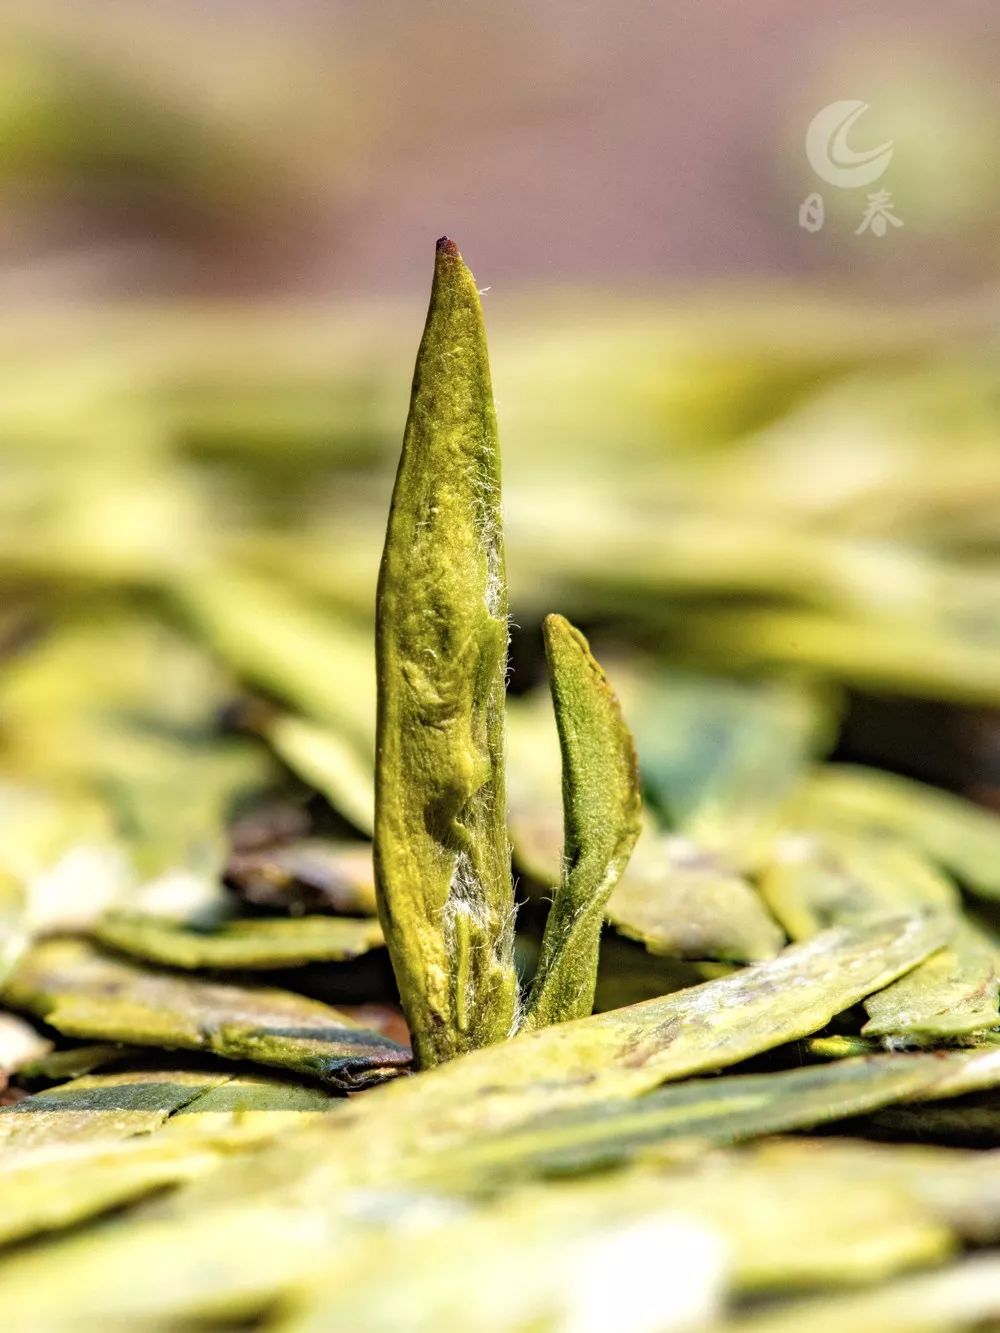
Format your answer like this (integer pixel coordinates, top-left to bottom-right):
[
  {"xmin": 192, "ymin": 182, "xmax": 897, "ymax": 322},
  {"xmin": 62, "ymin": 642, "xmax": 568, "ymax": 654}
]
[
  {"xmin": 521, "ymin": 615, "xmax": 641, "ymax": 1030},
  {"xmin": 374, "ymin": 238, "xmax": 517, "ymax": 1067}
]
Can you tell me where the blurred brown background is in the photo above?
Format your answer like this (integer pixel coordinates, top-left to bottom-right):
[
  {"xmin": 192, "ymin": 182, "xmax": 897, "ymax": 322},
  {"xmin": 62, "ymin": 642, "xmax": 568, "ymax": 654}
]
[{"xmin": 1, "ymin": 0, "xmax": 998, "ymax": 301}]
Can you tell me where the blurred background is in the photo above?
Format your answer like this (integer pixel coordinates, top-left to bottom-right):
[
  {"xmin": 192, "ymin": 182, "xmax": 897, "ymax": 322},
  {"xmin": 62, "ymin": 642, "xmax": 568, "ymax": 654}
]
[{"xmin": 2, "ymin": 0, "xmax": 1000, "ymax": 853}]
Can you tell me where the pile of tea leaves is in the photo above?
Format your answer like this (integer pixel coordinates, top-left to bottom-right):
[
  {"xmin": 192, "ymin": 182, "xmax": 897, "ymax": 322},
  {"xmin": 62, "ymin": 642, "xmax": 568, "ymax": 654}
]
[{"xmin": 4, "ymin": 292, "xmax": 1000, "ymax": 1329}]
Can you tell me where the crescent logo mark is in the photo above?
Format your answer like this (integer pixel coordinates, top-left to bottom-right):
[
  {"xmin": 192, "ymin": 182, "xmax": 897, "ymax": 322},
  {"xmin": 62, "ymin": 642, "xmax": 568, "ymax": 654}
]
[{"xmin": 805, "ymin": 100, "xmax": 894, "ymax": 189}]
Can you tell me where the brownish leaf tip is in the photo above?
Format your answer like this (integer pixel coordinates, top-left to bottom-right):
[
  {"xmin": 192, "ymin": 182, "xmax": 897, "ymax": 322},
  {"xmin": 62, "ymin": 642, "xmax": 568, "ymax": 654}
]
[{"xmin": 435, "ymin": 236, "xmax": 460, "ymax": 259}]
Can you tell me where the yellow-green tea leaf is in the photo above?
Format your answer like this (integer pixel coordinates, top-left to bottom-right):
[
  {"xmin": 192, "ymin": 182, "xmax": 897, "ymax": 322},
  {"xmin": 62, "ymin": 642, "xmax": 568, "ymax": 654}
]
[
  {"xmin": 94, "ymin": 911, "xmax": 384, "ymax": 971},
  {"xmin": 2, "ymin": 939, "xmax": 410, "ymax": 1088},
  {"xmin": 374, "ymin": 239, "xmax": 517, "ymax": 1066},
  {"xmin": 521, "ymin": 615, "xmax": 640, "ymax": 1030}
]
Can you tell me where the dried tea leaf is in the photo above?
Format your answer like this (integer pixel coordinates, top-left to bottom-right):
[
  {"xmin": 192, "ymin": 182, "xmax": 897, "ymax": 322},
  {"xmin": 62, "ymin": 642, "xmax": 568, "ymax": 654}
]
[
  {"xmin": 790, "ymin": 763, "xmax": 1000, "ymax": 899},
  {"xmin": 326, "ymin": 915, "xmax": 946, "ymax": 1153},
  {"xmin": 0, "ymin": 920, "xmax": 952, "ymax": 1328},
  {"xmin": 283, "ymin": 1153, "xmax": 948, "ymax": 1331},
  {"xmin": 619, "ymin": 669, "xmax": 837, "ymax": 868},
  {"xmin": 761, "ymin": 832, "xmax": 998, "ymax": 1038},
  {"xmin": 163, "ymin": 1071, "xmax": 335, "ymax": 1141},
  {"xmin": 374, "ymin": 239, "xmax": 517, "ymax": 1066},
  {"xmin": 94, "ymin": 911, "xmax": 384, "ymax": 970},
  {"xmin": 225, "ymin": 838, "xmax": 377, "ymax": 916},
  {"xmin": 0, "ymin": 1073, "xmax": 335, "ymax": 1249},
  {"xmin": 0, "ymin": 1197, "xmax": 343, "ymax": 1328},
  {"xmin": 863, "ymin": 1096, "xmax": 1000, "ymax": 1146},
  {"xmin": 2, "ymin": 939, "xmax": 410, "ymax": 1087},
  {"xmin": 863, "ymin": 917, "xmax": 999, "ymax": 1040},
  {"xmin": 404, "ymin": 1047, "xmax": 1000, "ymax": 1186},
  {"xmin": 737, "ymin": 1138, "xmax": 1000, "ymax": 1245},
  {"xmin": 0, "ymin": 1143, "xmax": 948, "ymax": 1329},
  {"xmin": 607, "ymin": 828, "xmax": 784, "ymax": 962},
  {"xmin": 635, "ymin": 1153, "xmax": 951, "ymax": 1291},
  {"xmin": 0, "ymin": 1137, "xmax": 222, "ymax": 1250},
  {"xmin": 729, "ymin": 1254, "xmax": 1000, "ymax": 1333},
  {"xmin": 0, "ymin": 866, "xmax": 28, "ymax": 983},
  {"xmin": 521, "ymin": 615, "xmax": 640, "ymax": 1030},
  {"xmin": 659, "ymin": 601, "xmax": 1000, "ymax": 706},
  {"xmin": 760, "ymin": 829, "xmax": 957, "ymax": 937},
  {"xmin": 0, "ymin": 617, "xmax": 272, "ymax": 909},
  {"xmin": 278, "ymin": 1182, "xmax": 727, "ymax": 1333},
  {"xmin": 0, "ymin": 1068, "xmax": 229, "ymax": 1153},
  {"xmin": 17, "ymin": 1043, "xmax": 134, "ymax": 1083}
]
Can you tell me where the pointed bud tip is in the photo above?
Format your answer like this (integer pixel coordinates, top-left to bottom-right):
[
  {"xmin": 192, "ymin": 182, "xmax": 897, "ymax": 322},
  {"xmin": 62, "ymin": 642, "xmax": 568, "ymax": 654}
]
[{"xmin": 436, "ymin": 236, "xmax": 460, "ymax": 259}]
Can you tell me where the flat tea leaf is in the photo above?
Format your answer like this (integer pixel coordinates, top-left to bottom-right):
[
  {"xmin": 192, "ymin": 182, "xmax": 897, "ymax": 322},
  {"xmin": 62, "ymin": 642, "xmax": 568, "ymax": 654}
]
[
  {"xmin": 790, "ymin": 763, "xmax": 1000, "ymax": 900},
  {"xmin": 16, "ymin": 1043, "xmax": 134, "ymax": 1083},
  {"xmin": 176, "ymin": 569, "xmax": 376, "ymax": 752},
  {"xmin": 762, "ymin": 832, "xmax": 998, "ymax": 1038},
  {"xmin": 607, "ymin": 827, "xmax": 784, "ymax": 962},
  {"xmin": 94, "ymin": 911, "xmax": 384, "ymax": 970},
  {"xmin": 861, "ymin": 1090, "xmax": 1000, "ymax": 1146},
  {"xmin": 730, "ymin": 1255, "xmax": 1000, "ymax": 1333},
  {"xmin": 281, "ymin": 1154, "xmax": 948, "ymax": 1331},
  {"xmin": 862, "ymin": 917, "xmax": 1000, "ymax": 1039},
  {"xmin": 521, "ymin": 615, "xmax": 641, "ymax": 1030},
  {"xmin": 0, "ymin": 1142, "xmax": 949, "ymax": 1329},
  {"xmin": 374, "ymin": 239, "xmax": 517, "ymax": 1066},
  {"xmin": 0, "ymin": 1071, "xmax": 335, "ymax": 1249},
  {"xmin": 0, "ymin": 924, "xmax": 951, "ymax": 1326},
  {"xmin": 0, "ymin": 615, "xmax": 272, "ymax": 892},
  {"xmin": 277, "ymin": 1181, "xmax": 726, "ymax": 1333},
  {"xmin": 0, "ymin": 1068, "xmax": 229, "ymax": 1153},
  {"xmin": 760, "ymin": 829, "xmax": 958, "ymax": 937},
  {"xmin": 162, "ymin": 1072, "xmax": 335, "ymax": 1143},
  {"xmin": 325, "ymin": 914, "xmax": 947, "ymax": 1152},
  {"xmin": 2, "ymin": 939, "xmax": 410, "ymax": 1088},
  {"xmin": 618, "ymin": 668, "xmax": 837, "ymax": 868},
  {"xmin": 0, "ymin": 866, "xmax": 28, "ymax": 984},
  {"xmin": 403, "ymin": 1047, "xmax": 1000, "ymax": 1187},
  {"xmin": 658, "ymin": 602, "xmax": 1000, "ymax": 706},
  {"xmin": 738, "ymin": 1138, "xmax": 1000, "ymax": 1245},
  {"xmin": 0, "ymin": 1137, "xmax": 222, "ymax": 1250}
]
